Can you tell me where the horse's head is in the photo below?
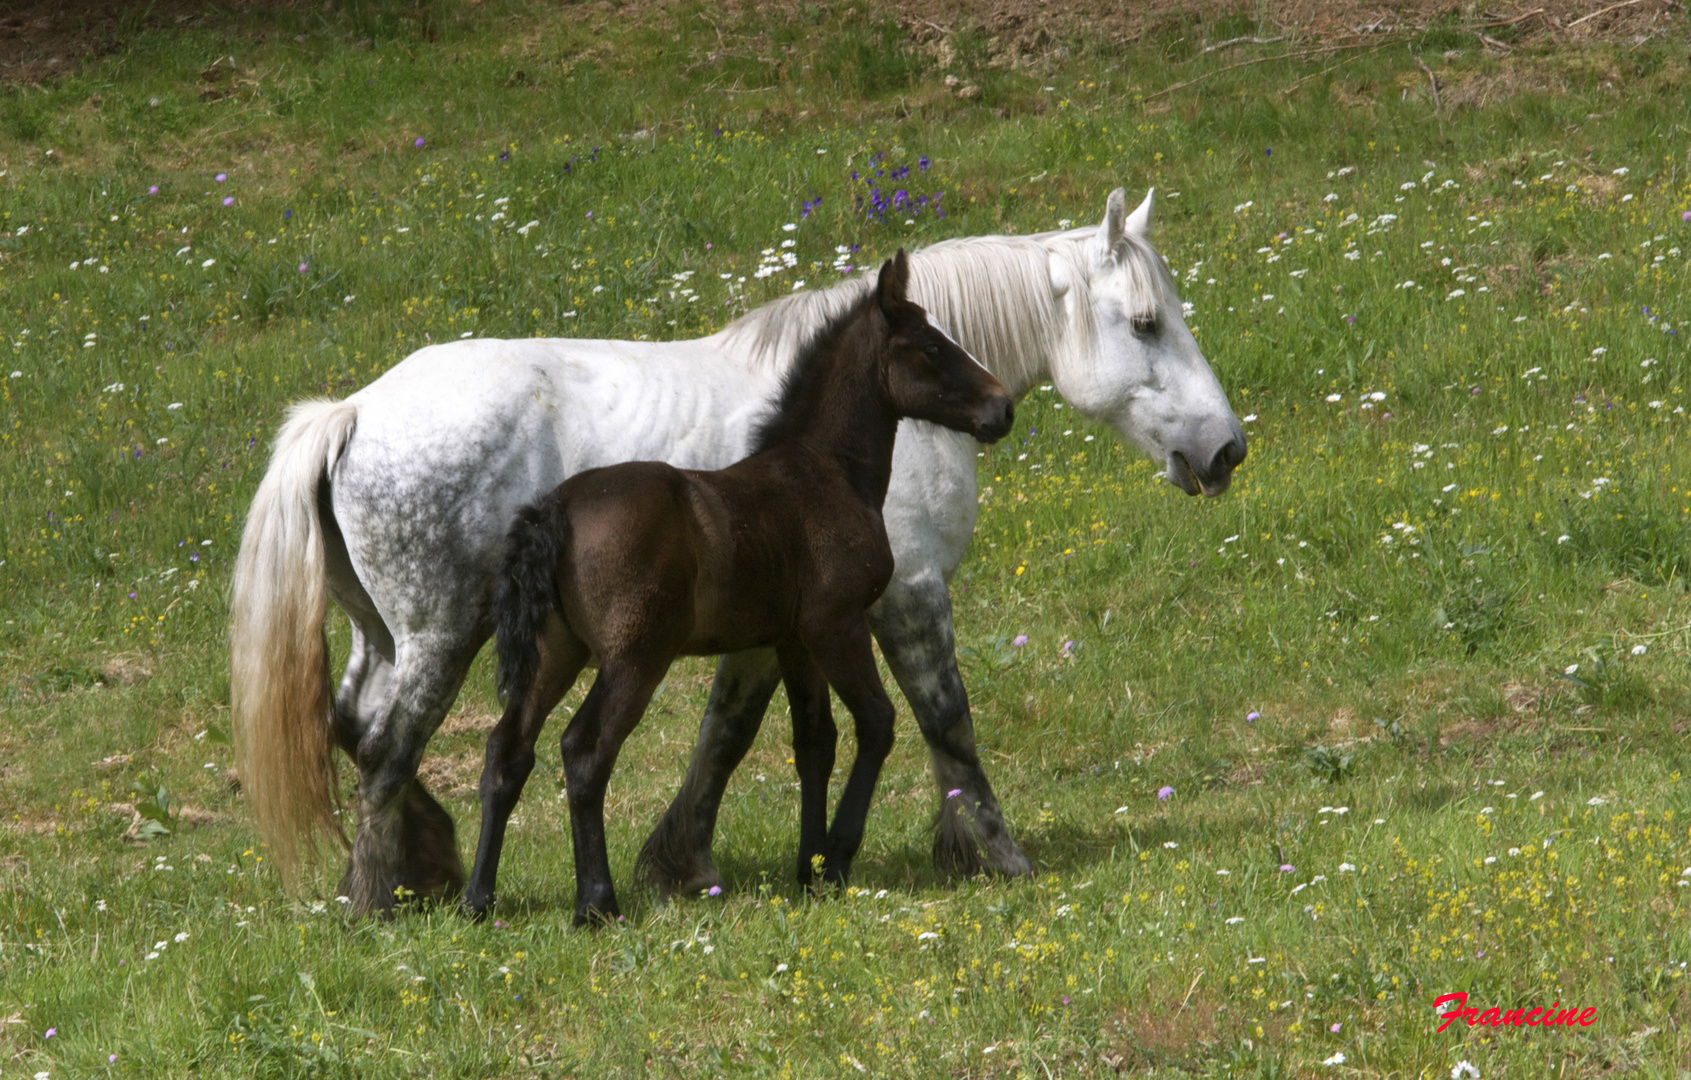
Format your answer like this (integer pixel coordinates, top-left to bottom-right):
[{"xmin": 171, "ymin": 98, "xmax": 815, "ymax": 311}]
[
  {"xmin": 877, "ymin": 251, "xmax": 1016, "ymax": 444},
  {"xmin": 1047, "ymin": 188, "xmax": 1245, "ymax": 496}
]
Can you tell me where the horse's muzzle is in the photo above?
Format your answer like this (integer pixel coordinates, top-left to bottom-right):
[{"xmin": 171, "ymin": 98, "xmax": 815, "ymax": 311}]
[{"xmin": 1168, "ymin": 435, "xmax": 1246, "ymax": 497}]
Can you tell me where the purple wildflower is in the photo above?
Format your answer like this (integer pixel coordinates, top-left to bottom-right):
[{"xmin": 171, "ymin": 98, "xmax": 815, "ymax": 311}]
[
  {"xmin": 1330, "ymin": 1023, "xmax": 1341, "ymax": 1034},
  {"xmin": 947, "ymin": 788, "xmax": 963, "ymax": 799},
  {"xmin": 1684, "ymin": 211, "xmax": 1691, "ymax": 222},
  {"xmin": 918, "ymin": 154, "xmax": 931, "ymax": 172},
  {"xmin": 499, "ymin": 150, "xmax": 511, "ymax": 162},
  {"xmin": 284, "ymin": 209, "xmax": 292, "ymax": 219},
  {"xmin": 222, "ymin": 196, "xmax": 234, "ymax": 207},
  {"xmin": 298, "ymin": 262, "xmax": 309, "ymax": 273},
  {"xmin": 1157, "ymin": 786, "xmax": 1174, "ymax": 800},
  {"xmin": 414, "ymin": 136, "xmax": 425, "ymax": 148},
  {"xmin": 708, "ymin": 885, "xmax": 723, "ymax": 897},
  {"xmin": 148, "ymin": 185, "xmax": 159, "ymax": 195},
  {"xmin": 1344, "ymin": 315, "xmax": 1355, "ymax": 325},
  {"xmin": 1012, "ymin": 634, "xmax": 1028, "ymax": 647},
  {"xmin": 45, "ymin": 1028, "xmax": 56, "ymax": 1039},
  {"xmin": 215, "ymin": 173, "xmax": 227, "ymax": 182},
  {"xmin": 1265, "ymin": 147, "xmax": 1272, "ymax": 156},
  {"xmin": 1246, "ymin": 711, "xmax": 1261, "ymax": 722},
  {"xmin": 1279, "ymin": 864, "xmax": 1295, "ymax": 873}
]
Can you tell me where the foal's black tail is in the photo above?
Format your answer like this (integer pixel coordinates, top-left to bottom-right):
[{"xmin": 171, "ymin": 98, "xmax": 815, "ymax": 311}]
[{"xmin": 493, "ymin": 499, "xmax": 569, "ymax": 703}]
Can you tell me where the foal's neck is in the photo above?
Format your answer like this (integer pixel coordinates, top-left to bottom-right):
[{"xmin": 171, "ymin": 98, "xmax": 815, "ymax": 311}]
[{"xmin": 777, "ymin": 316, "xmax": 899, "ymax": 509}]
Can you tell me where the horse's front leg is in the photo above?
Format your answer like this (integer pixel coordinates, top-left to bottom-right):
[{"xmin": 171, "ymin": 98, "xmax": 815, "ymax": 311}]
[
  {"xmin": 775, "ymin": 643, "xmax": 836, "ymax": 888},
  {"xmin": 635, "ymin": 648, "xmax": 782, "ymax": 898},
  {"xmin": 868, "ymin": 569, "xmax": 1032, "ymax": 880}
]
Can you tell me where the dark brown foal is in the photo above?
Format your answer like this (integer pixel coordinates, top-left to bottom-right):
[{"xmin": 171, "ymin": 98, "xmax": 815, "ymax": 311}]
[{"xmin": 466, "ymin": 252, "xmax": 1014, "ymax": 924}]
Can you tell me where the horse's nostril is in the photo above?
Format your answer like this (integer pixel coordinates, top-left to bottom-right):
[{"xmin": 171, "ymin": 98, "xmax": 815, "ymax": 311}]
[{"xmin": 1217, "ymin": 436, "xmax": 1247, "ymax": 472}]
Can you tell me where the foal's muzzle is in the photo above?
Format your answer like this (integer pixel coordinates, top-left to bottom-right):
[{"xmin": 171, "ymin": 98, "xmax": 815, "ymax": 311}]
[{"xmin": 973, "ymin": 397, "xmax": 1015, "ymax": 444}]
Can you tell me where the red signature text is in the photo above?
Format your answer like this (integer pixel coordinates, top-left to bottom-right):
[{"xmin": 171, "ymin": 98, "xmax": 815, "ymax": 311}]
[{"xmin": 1434, "ymin": 993, "xmax": 1597, "ymax": 1033}]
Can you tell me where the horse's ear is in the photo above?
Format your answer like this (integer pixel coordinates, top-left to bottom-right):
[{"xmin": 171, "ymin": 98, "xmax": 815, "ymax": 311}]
[
  {"xmin": 1126, "ymin": 187, "xmax": 1154, "ymax": 239},
  {"xmin": 1098, "ymin": 187, "xmax": 1127, "ymax": 250},
  {"xmin": 876, "ymin": 249, "xmax": 911, "ymax": 311}
]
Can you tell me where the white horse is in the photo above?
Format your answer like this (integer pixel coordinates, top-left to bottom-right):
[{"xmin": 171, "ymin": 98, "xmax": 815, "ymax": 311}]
[{"xmin": 232, "ymin": 188, "xmax": 1245, "ymax": 915}]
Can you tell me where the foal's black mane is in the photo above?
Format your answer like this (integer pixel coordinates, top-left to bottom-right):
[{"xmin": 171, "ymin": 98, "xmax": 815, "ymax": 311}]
[{"xmin": 747, "ymin": 287, "xmax": 882, "ymax": 455}]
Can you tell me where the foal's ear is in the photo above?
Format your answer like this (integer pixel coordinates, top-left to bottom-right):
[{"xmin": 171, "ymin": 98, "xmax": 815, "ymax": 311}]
[{"xmin": 876, "ymin": 249, "xmax": 911, "ymax": 312}]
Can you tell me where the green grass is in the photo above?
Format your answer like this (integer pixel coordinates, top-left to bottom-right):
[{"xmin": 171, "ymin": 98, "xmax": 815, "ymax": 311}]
[{"xmin": 4, "ymin": 3, "xmax": 1691, "ymax": 1076}]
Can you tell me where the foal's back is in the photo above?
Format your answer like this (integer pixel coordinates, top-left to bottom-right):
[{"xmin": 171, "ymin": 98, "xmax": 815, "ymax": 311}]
[{"xmin": 538, "ymin": 420, "xmax": 889, "ymax": 665}]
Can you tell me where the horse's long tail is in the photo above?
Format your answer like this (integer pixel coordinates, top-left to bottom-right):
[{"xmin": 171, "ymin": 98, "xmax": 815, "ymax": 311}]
[
  {"xmin": 231, "ymin": 398, "xmax": 358, "ymax": 883},
  {"xmin": 494, "ymin": 500, "xmax": 567, "ymax": 704}
]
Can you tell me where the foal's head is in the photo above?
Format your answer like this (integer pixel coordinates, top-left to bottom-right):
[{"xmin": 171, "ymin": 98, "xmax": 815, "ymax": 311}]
[{"xmin": 874, "ymin": 251, "xmax": 1015, "ymax": 444}]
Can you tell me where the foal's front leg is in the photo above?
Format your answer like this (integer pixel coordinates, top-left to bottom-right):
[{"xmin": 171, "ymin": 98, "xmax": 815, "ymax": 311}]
[
  {"xmin": 804, "ymin": 618, "xmax": 898, "ymax": 886},
  {"xmin": 559, "ymin": 658, "xmax": 668, "ymax": 925},
  {"xmin": 776, "ymin": 643, "xmax": 836, "ymax": 887}
]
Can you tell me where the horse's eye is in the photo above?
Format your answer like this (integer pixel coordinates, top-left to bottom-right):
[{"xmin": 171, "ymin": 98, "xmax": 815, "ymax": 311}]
[
  {"xmin": 1131, "ymin": 314, "xmax": 1158, "ymax": 336},
  {"xmin": 923, "ymin": 343, "xmax": 940, "ymax": 359}
]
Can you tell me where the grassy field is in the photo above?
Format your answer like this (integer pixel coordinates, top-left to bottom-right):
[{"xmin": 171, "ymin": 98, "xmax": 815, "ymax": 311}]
[{"xmin": 4, "ymin": 2, "xmax": 1691, "ymax": 1076}]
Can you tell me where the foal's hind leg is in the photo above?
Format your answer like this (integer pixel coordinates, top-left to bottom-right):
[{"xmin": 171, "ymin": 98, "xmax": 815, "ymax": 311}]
[
  {"xmin": 776, "ymin": 644, "xmax": 836, "ymax": 888},
  {"xmin": 803, "ymin": 618, "xmax": 897, "ymax": 886},
  {"xmin": 560, "ymin": 658, "xmax": 669, "ymax": 924},
  {"xmin": 869, "ymin": 570, "xmax": 1031, "ymax": 880},
  {"xmin": 462, "ymin": 619, "xmax": 589, "ymax": 919},
  {"xmin": 636, "ymin": 648, "xmax": 782, "ymax": 898}
]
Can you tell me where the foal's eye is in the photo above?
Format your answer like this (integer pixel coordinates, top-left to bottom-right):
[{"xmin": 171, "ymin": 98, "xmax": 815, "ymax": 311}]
[
  {"xmin": 1130, "ymin": 314, "xmax": 1159, "ymax": 336},
  {"xmin": 922, "ymin": 343, "xmax": 941, "ymax": 359}
]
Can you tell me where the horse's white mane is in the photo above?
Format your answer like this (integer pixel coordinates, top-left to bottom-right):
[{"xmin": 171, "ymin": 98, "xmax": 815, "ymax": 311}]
[{"xmin": 717, "ymin": 230, "xmax": 1169, "ymax": 395}]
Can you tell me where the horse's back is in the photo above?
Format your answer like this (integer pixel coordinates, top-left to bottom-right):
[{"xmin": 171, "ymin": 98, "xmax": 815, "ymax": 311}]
[{"xmin": 325, "ymin": 337, "xmax": 763, "ymax": 636}]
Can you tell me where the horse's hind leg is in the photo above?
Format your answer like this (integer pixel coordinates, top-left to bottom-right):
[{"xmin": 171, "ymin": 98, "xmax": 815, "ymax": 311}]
[
  {"xmin": 560, "ymin": 657, "xmax": 668, "ymax": 924},
  {"xmin": 636, "ymin": 648, "xmax": 782, "ymax": 898},
  {"xmin": 463, "ymin": 619, "xmax": 588, "ymax": 918},
  {"xmin": 776, "ymin": 644, "xmax": 836, "ymax": 888},
  {"xmin": 324, "ymin": 492, "xmax": 470, "ymax": 907},
  {"xmin": 868, "ymin": 570, "xmax": 1031, "ymax": 880},
  {"xmin": 339, "ymin": 641, "xmax": 477, "ymax": 916}
]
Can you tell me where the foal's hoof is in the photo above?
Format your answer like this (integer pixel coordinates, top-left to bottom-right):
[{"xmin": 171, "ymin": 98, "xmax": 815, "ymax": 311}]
[
  {"xmin": 572, "ymin": 903, "xmax": 623, "ymax": 928},
  {"xmin": 459, "ymin": 893, "xmax": 493, "ymax": 922}
]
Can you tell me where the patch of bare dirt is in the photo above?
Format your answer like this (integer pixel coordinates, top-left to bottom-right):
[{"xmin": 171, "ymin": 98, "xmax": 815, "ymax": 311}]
[
  {"xmin": 439, "ymin": 710, "xmax": 499, "ymax": 737},
  {"xmin": 1107, "ymin": 989, "xmax": 1226, "ymax": 1071},
  {"xmin": 898, "ymin": 0, "xmax": 1683, "ymax": 68},
  {"xmin": 3, "ymin": 0, "xmax": 1679, "ymax": 87},
  {"xmin": 417, "ymin": 750, "xmax": 481, "ymax": 797},
  {"xmin": 1, "ymin": 0, "xmax": 245, "ymax": 85},
  {"xmin": 98, "ymin": 653, "xmax": 152, "ymax": 686}
]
